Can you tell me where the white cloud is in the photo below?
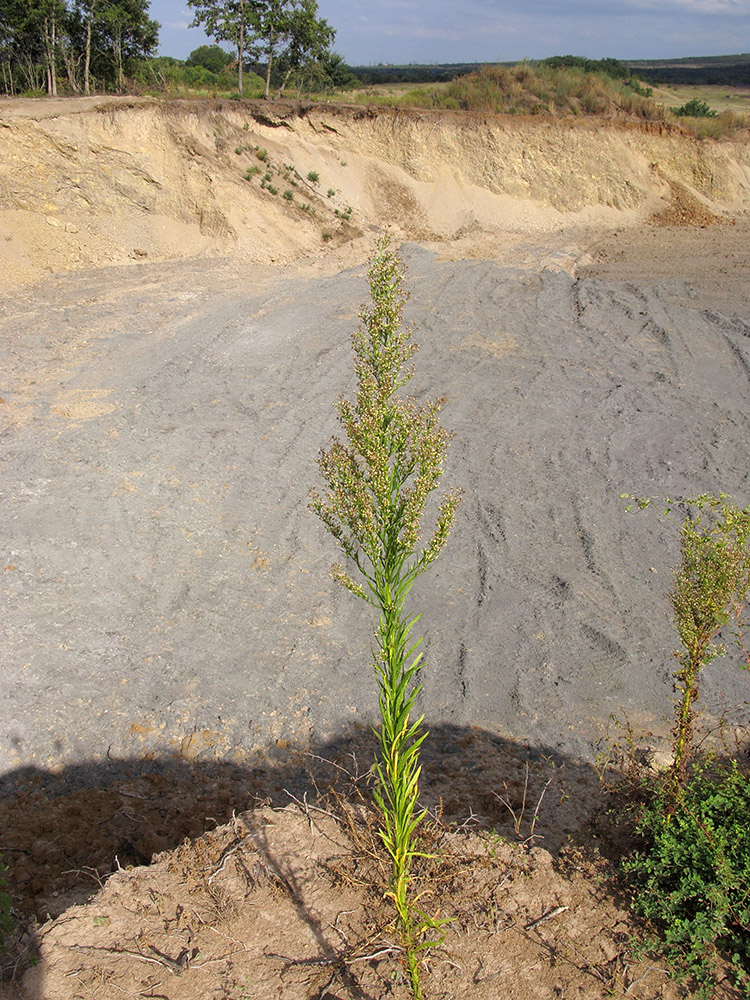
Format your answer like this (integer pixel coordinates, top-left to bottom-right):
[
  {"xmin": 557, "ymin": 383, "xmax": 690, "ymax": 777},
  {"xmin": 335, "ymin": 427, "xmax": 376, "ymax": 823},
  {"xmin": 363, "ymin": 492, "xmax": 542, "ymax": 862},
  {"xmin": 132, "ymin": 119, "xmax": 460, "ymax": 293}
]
[{"xmin": 634, "ymin": 0, "xmax": 747, "ymax": 12}]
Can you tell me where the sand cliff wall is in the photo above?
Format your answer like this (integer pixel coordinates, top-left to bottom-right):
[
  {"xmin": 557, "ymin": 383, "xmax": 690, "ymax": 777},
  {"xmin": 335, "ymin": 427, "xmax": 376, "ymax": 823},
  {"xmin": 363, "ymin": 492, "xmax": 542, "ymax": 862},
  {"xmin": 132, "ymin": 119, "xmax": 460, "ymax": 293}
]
[{"xmin": 1, "ymin": 96, "xmax": 749, "ymax": 289}]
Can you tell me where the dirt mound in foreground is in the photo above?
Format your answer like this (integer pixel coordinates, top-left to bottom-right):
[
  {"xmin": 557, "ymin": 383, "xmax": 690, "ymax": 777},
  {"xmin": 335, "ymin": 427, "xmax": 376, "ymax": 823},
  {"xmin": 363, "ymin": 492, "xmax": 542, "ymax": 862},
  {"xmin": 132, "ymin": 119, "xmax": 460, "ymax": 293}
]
[{"xmin": 15, "ymin": 799, "xmax": 722, "ymax": 1000}]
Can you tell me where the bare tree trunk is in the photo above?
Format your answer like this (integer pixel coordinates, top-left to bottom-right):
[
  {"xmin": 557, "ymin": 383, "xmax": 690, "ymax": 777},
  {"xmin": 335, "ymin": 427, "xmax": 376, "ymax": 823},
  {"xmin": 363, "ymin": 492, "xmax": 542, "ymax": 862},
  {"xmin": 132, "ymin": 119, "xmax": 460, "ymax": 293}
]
[
  {"xmin": 237, "ymin": 17, "xmax": 244, "ymax": 97},
  {"xmin": 277, "ymin": 67, "xmax": 292, "ymax": 97},
  {"xmin": 113, "ymin": 24, "xmax": 123, "ymax": 91},
  {"xmin": 20, "ymin": 52, "xmax": 42, "ymax": 93},
  {"xmin": 84, "ymin": 2, "xmax": 94, "ymax": 95},
  {"xmin": 43, "ymin": 14, "xmax": 57, "ymax": 96},
  {"xmin": 61, "ymin": 47, "xmax": 81, "ymax": 94},
  {"xmin": 1, "ymin": 61, "xmax": 14, "ymax": 97},
  {"xmin": 61, "ymin": 41, "xmax": 82, "ymax": 93},
  {"xmin": 264, "ymin": 41, "xmax": 274, "ymax": 99}
]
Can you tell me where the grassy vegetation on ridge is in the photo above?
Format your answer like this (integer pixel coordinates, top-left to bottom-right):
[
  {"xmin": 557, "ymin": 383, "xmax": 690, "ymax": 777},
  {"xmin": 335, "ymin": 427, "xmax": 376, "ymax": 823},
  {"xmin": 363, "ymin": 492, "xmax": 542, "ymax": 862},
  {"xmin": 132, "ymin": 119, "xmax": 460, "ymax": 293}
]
[{"xmin": 335, "ymin": 63, "xmax": 749, "ymax": 138}]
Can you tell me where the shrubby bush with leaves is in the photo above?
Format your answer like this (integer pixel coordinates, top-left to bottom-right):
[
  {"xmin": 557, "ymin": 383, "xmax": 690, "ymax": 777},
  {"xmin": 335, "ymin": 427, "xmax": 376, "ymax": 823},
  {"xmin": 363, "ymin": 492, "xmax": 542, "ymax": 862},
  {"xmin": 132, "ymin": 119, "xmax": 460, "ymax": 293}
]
[
  {"xmin": 353, "ymin": 63, "xmax": 663, "ymax": 121},
  {"xmin": 624, "ymin": 759, "xmax": 750, "ymax": 997},
  {"xmin": 620, "ymin": 494, "xmax": 750, "ymax": 995},
  {"xmin": 671, "ymin": 97, "xmax": 718, "ymax": 118}
]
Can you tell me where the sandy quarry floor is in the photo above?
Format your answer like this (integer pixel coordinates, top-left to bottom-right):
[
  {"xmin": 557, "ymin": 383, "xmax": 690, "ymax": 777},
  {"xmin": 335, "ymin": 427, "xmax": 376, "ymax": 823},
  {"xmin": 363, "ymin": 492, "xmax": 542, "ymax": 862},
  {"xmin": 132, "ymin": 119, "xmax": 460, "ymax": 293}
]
[{"xmin": 2, "ymin": 216, "xmax": 749, "ymax": 1000}]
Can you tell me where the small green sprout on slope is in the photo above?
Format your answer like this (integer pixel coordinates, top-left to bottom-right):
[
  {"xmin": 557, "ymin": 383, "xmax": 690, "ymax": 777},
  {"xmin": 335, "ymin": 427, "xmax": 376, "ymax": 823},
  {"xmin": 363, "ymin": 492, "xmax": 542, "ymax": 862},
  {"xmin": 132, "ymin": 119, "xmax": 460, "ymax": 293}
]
[{"xmin": 310, "ymin": 237, "xmax": 461, "ymax": 999}]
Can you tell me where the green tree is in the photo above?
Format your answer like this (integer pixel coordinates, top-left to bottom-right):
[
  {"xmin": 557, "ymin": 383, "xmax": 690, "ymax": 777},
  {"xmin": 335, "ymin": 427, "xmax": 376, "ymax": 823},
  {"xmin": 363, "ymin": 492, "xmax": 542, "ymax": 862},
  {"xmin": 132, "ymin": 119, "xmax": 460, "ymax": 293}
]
[
  {"xmin": 188, "ymin": 0, "xmax": 333, "ymax": 99},
  {"xmin": 187, "ymin": 0, "xmax": 254, "ymax": 96},
  {"xmin": 0, "ymin": 0, "xmax": 158, "ymax": 96},
  {"xmin": 251, "ymin": 0, "xmax": 331, "ymax": 99},
  {"xmin": 317, "ymin": 50, "xmax": 355, "ymax": 90},
  {"xmin": 311, "ymin": 238, "xmax": 461, "ymax": 998},
  {"xmin": 0, "ymin": 0, "xmax": 65, "ymax": 94},
  {"xmin": 274, "ymin": 0, "xmax": 333, "ymax": 96},
  {"xmin": 95, "ymin": 0, "xmax": 158, "ymax": 91},
  {"xmin": 37, "ymin": 0, "xmax": 67, "ymax": 95},
  {"xmin": 186, "ymin": 42, "xmax": 232, "ymax": 73}
]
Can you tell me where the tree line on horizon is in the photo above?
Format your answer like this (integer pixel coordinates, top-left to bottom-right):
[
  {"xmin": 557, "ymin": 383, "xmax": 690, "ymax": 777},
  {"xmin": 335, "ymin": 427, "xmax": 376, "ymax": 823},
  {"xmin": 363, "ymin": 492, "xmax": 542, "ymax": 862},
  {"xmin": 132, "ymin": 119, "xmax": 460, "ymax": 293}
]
[
  {"xmin": 0, "ymin": 0, "xmax": 348, "ymax": 98},
  {"xmin": 2, "ymin": 11, "xmax": 749, "ymax": 102}
]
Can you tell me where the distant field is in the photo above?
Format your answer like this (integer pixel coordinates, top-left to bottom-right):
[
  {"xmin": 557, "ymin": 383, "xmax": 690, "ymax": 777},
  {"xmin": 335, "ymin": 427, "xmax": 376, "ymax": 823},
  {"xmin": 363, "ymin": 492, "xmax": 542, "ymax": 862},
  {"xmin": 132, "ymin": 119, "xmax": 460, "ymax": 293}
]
[
  {"xmin": 329, "ymin": 67, "xmax": 749, "ymax": 141},
  {"xmin": 649, "ymin": 82, "xmax": 750, "ymax": 115},
  {"xmin": 341, "ymin": 76, "xmax": 750, "ymax": 119}
]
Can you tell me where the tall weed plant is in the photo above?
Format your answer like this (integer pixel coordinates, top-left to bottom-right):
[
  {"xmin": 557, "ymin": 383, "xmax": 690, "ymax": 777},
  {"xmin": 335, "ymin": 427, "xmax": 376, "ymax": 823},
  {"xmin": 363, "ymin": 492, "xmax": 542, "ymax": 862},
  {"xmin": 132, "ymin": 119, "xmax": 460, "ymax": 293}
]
[
  {"xmin": 310, "ymin": 237, "xmax": 461, "ymax": 998},
  {"xmin": 625, "ymin": 492, "xmax": 750, "ymax": 783}
]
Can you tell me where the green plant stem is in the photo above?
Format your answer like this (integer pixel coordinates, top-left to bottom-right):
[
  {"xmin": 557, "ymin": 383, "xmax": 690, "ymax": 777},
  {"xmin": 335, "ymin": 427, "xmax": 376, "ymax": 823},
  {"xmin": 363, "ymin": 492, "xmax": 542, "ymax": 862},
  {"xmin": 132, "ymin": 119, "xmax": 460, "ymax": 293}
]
[{"xmin": 311, "ymin": 237, "xmax": 460, "ymax": 997}]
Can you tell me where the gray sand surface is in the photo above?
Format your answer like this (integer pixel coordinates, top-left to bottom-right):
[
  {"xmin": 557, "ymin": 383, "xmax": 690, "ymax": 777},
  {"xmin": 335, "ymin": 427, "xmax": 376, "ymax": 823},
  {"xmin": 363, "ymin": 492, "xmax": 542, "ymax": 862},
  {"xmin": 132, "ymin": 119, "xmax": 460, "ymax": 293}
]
[{"xmin": 2, "ymin": 240, "xmax": 750, "ymax": 778}]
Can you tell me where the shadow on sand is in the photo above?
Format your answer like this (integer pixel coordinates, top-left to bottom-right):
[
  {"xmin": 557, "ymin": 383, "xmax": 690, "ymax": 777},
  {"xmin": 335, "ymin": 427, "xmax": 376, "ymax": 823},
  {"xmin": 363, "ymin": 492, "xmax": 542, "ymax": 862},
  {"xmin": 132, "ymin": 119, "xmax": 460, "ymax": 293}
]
[{"xmin": 0, "ymin": 722, "xmax": 607, "ymax": 927}]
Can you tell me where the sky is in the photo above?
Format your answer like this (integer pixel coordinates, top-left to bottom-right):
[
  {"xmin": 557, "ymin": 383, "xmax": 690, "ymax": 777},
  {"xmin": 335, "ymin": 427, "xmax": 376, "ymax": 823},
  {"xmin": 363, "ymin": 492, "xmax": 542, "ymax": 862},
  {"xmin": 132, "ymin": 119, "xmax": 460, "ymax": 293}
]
[{"xmin": 150, "ymin": 0, "xmax": 750, "ymax": 66}]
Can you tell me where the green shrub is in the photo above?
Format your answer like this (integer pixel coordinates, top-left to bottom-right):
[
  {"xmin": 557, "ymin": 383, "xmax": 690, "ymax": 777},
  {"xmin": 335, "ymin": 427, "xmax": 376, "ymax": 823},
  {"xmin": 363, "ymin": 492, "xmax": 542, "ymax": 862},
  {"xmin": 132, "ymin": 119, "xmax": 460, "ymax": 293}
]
[
  {"xmin": 186, "ymin": 44, "xmax": 233, "ymax": 74},
  {"xmin": 327, "ymin": 187, "xmax": 335, "ymax": 198},
  {"xmin": 626, "ymin": 78, "xmax": 653, "ymax": 98},
  {"xmin": 307, "ymin": 170, "xmax": 319, "ymax": 183},
  {"xmin": 283, "ymin": 189, "xmax": 294, "ymax": 201},
  {"xmin": 255, "ymin": 147, "xmax": 268, "ymax": 161},
  {"xmin": 623, "ymin": 759, "xmax": 750, "ymax": 996},
  {"xmin": 671, "ymin": 98, "xmax": 718, "ymax": 118},
  {"xmin": 244, "ymin": 166, "xmax": 261, "ymax": 180}
]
